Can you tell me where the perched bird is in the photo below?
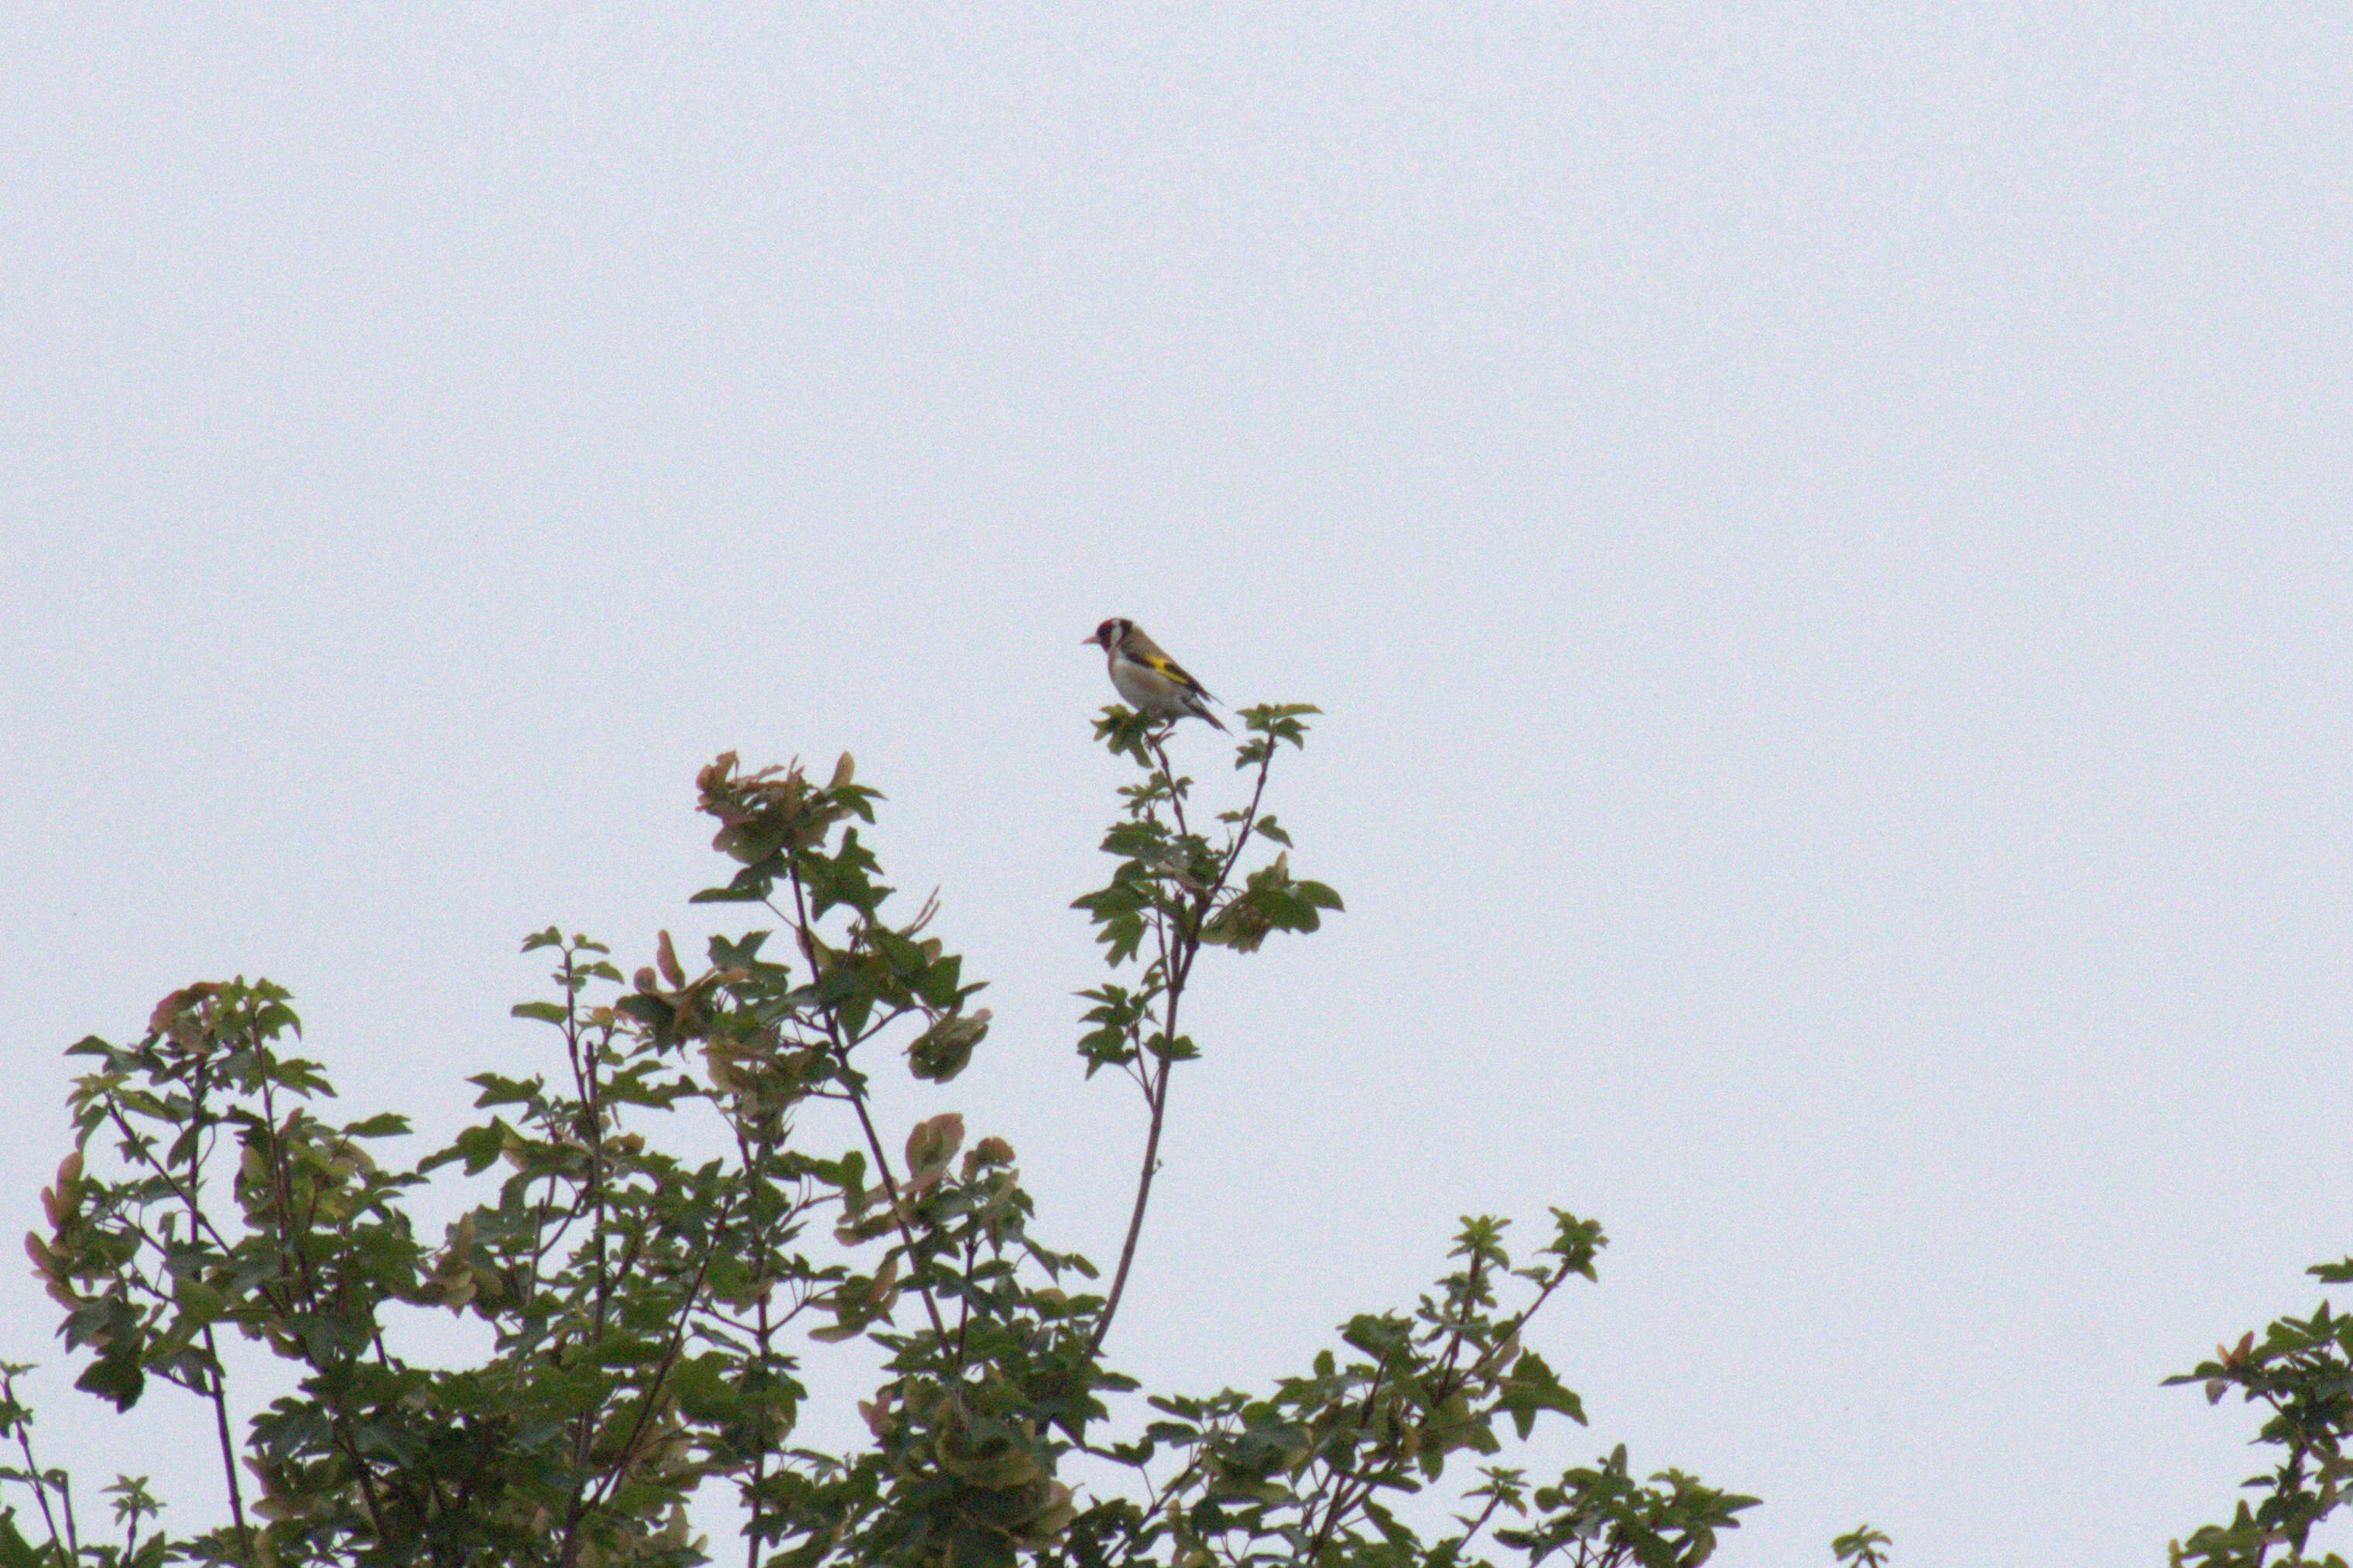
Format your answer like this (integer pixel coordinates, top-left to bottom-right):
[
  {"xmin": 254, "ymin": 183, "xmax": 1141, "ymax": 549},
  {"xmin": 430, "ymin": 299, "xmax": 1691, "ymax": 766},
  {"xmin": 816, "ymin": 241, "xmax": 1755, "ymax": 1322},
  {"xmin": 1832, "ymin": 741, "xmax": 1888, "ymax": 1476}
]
[{"xmin": 1085, "ymin": 618, "xmax": 1228, "ymax": 731}]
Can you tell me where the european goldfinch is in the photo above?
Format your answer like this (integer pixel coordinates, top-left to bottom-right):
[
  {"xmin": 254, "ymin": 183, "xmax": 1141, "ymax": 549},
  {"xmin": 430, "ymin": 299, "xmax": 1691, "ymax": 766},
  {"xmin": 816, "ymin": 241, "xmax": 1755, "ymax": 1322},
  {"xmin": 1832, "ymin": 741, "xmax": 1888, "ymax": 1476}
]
[{"xmin": 1085, "ymin": 618, "xmax": 1228, "ymax": 731}]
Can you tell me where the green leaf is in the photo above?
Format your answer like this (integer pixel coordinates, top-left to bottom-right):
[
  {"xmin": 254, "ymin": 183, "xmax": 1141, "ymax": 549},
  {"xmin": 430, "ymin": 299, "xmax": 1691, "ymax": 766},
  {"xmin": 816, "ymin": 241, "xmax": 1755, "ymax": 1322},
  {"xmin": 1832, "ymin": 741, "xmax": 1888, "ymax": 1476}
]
[
  {"xmin": 907, "ymin": 1011, "xmax": 991, "ymax": 1084},
  {"xmin": 0, "ymin": 1508, "xmax": 53, "ymax": 1568},
  {"xmin": 1294, "ymin": 880, "xmax": 1343, "ymax": 911},
  {"xmin": 467, "ymin": 1073, "xmax": 544, "ymax": 1108},
  {"xmin": 72, "ymin": 1351, "xmax": 144, "ymax": 1413},
  {"xmin": 1495, "ymin": 1351, "xmax": 1587, "ymax": 1440}
]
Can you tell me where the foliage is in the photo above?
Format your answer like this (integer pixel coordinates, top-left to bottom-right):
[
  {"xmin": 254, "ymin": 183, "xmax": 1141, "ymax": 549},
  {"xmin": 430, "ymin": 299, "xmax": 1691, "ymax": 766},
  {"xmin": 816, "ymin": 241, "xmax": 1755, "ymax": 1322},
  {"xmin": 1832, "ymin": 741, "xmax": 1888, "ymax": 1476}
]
[
  {"xmin": 1830, "ymin": 1526, "xmax": 1891, "ymax": 1568},
  {"xmin": 9, "ymin": 698, "xmax": 1883, "ymax": 1566},
  {"xmin": 2168, "ymin": 1259, "xmax": 2353, "ymax": 1568}
]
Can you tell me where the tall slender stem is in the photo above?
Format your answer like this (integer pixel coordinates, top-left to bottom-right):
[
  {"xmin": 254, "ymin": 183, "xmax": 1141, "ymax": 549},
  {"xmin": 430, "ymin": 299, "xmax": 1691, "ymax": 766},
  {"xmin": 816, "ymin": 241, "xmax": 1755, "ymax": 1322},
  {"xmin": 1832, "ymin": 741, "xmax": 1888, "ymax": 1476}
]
[
  {"xmin": 180, "ymin": 1060, "xmax": 252, "ymax": 1549},
  {"xmin": 781, "ymin": 869, "xmax": 951, "ymax": 1340},
  {"xmin": 1087, "ymin": 733, "xmax": 1278, "ymax": 1357},
  {"xmin": 1086, "ymin": 1039, "xmax": 1174, "ymax": 1359}
]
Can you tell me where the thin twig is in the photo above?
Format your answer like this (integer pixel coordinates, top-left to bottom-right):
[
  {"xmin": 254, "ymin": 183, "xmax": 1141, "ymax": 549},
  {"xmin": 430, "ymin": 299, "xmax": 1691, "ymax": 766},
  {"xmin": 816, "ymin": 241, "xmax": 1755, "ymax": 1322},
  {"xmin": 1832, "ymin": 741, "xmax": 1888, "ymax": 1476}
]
[
  {"xmin": 177, "ymin": 1061, "xmax": 252, "ymax": 1548},
  {"xmin": 777, "ymin": 876, "xmax": 951, "ymax": 1341},
  {"xmin": 583, "ymin": 1235, "xmax": 724, "ymax": 1514},
  {"xmin": 5, "ymin": 1373, "xmax": 72, "ymax": 1554},
  {"xmin": 1088, "ymin": 734, "xmax": 1278, "ymax": 1357},
  {"xmin": 1455, "ymin": 1486, "xmax": 1511, "ymax": 1554}
]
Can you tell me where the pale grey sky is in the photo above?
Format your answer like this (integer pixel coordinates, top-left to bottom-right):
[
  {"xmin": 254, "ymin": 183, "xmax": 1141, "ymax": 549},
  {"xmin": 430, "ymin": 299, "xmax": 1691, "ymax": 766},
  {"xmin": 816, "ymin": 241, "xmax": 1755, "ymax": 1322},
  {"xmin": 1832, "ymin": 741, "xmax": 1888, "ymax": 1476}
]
[{"xmin": 5, "ymin": 6, "xmax": 2350, "ymax": 1563}]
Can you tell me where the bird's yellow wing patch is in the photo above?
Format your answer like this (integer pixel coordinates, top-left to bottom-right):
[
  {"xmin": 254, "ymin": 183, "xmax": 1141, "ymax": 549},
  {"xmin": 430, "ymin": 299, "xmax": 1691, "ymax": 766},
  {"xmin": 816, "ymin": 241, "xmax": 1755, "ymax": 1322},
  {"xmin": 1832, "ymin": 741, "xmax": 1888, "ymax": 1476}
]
[{"xmin": 1141, "ymin": 653, "xmax": 1211, "ymax": 697}]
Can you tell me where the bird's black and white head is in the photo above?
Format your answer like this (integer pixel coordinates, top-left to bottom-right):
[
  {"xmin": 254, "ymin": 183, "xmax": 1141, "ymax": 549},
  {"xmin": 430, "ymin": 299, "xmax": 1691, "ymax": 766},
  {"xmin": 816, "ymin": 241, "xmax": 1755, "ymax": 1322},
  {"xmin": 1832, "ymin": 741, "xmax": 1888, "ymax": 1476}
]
[{"xmin": 1085, "ymin": 618, "xmax": 1133, "ymax": 652}]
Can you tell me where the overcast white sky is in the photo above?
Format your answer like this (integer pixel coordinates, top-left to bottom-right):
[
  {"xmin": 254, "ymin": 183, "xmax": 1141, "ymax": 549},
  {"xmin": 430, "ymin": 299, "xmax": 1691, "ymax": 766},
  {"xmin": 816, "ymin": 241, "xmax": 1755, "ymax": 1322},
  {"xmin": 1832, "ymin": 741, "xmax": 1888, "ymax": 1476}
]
[{"xmin": 5, "ymin": 6, "xmax": 2351, "ymax": 1563}]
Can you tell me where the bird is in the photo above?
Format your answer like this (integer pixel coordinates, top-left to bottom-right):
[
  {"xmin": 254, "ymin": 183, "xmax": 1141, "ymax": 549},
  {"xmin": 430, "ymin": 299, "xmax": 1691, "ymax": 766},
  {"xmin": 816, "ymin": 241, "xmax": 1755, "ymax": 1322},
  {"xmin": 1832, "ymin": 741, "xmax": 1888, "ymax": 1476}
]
[{"xmin": 1084, "ymin": 618, "xmax": 1228, "ymax": 731}]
